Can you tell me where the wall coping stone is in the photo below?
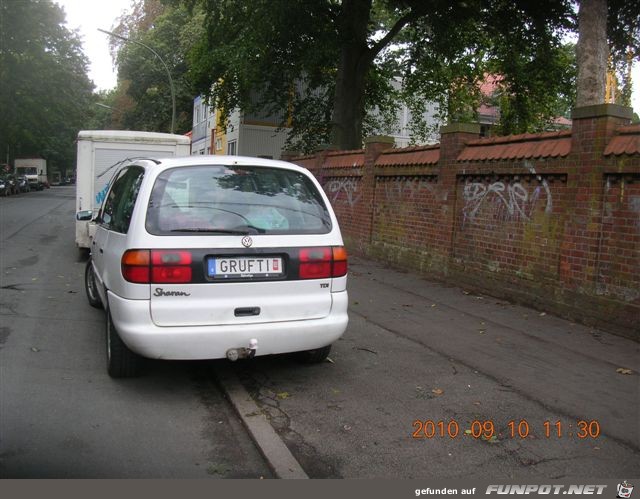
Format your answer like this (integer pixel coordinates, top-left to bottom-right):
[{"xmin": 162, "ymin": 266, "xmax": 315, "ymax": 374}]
[
  {"xmin": 364, "ymin": 135, "xmax": 395, "ymax": 145},
  {"xmin": 571, "ymin": 104, "xmax": 633, "ymax": 120},
  {"xmin": 440, "ymin": 123, "xmax": 481, "ymax": 135}
]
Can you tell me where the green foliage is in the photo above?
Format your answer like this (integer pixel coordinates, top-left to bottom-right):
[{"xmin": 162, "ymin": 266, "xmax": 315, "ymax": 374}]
[
  {"xmin": 187, "ymin": 0, "xmax": 340, "ymax": 151},
  {"xmin": 607, "ymin": 0, "xmax": 639, "ymax": 108},
  {"xmin": 184, "ymin": 0, "xmax": 583, "ymax": 150},
  {"xmin": 400, "ymin": 0, "xmax": 576, "ymax": 138},
  {"xmin": 113, "ymin": 0, "xmax": 635, "ymax": 150},
  {"xmin": 484, "ymin": 1, "xmax": 575, "ymax": 134},
  {"xmin": 109, "ymin": 1, "xmax": 202, "ymax": 133},
  {"xmin": 0, "ymin": 0, "xmax": 95, "ymax": 173}
]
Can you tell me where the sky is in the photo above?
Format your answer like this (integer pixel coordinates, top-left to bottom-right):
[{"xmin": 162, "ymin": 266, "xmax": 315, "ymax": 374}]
[
  {"xmin": 55, "ymin": 0, "xmax": 131, "ymax": 92},
  {"xmin": 56, "ymin": 0, "xmax": 640, "ymax": 114}
]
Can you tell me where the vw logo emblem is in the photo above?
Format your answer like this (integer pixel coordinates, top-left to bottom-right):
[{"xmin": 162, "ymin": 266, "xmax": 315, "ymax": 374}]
[{"xmin": 241, "ymin": 235, "xmax": 253, "ymax": 248}]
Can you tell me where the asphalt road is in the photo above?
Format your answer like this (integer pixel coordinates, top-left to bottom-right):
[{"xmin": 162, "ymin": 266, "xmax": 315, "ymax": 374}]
[
  {"xmin": 1, "ymin": 186, "xmax": 638, "ymax": 479},
  {"xmin": 0, "ymin": 187, "xmax": 272, "ymax": 478}
]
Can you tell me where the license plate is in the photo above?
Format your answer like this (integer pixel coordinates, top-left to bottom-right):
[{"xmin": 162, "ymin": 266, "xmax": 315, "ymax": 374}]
[{"xmin": 207, "ymin": 256, "xmax": 284, "ymax": 279}]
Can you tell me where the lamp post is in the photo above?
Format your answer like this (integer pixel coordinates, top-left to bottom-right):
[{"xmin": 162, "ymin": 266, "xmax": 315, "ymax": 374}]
[
  {"xmin": 95, "ymin": 102, "xmax": 115, "ymax": 110},
  {"xmin": 98, "ymin": 28, "xmax": 176, "ymax": 134}
]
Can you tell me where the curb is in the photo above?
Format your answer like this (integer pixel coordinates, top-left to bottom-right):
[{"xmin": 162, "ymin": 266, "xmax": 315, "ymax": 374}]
[{"xmin": 215, "ymin": 365, "xmax": 309, "ymax": 479}]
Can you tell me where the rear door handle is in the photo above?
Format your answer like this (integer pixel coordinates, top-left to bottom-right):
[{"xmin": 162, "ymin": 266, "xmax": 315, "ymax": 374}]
[{"xmin": 234, "ymin": 307, "xmax": 261, "ymax": 317}]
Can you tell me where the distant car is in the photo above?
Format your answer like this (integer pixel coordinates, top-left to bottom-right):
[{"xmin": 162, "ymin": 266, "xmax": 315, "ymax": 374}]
[
  {"xmin": 0, "ymin": 176, "xmax": 8, "ymax": 196},
  {"xmin": 4, "ymin": 174, "xmax": 18, "ymax": 195},
  {"xmin": 81, "ymin": 155, "xmax": 349, "ymax": 378},
  {"xmin": 17, "ymin": 176, "xmax": 30, "ymax": 193}
]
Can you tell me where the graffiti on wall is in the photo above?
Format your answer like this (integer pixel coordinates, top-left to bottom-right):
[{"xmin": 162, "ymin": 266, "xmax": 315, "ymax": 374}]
[
  {"xmin": 462, "ymin": 178, "xmax": 552, "ymax": 225},
  {"xmin": 326, "ymin": 178, "xmax": 361, "ymax": 208},
  {"xmin": 380, "ymin": 177, "xmax": 437, "ymax": 202}
]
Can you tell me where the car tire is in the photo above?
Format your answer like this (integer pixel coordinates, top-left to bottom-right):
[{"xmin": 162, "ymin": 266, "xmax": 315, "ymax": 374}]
[
  {"xmin": 297, "ymin": 344, "xmax": 332, "ymax": 363},
  {"xmin": 85, "ymin": 259, "xmax": 103, "ymax": 309},
  {"xmin": 106, "ymin": 310, "xmax": 141, "ymax": 378}
]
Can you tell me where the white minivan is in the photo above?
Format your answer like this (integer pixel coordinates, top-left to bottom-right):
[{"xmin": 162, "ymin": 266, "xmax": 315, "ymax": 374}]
[{"xmin": 81, "ymin": 155, "xmax": 349, "ymax": 377}]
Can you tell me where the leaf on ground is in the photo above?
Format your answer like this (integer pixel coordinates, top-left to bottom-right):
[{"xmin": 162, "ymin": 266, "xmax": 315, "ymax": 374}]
[
  {"xmin": 276, "ymin": 392, "xmax": 290, "ymax": 400},
  {"xmin": 616, "ymin": 368, "xmax": 633, "ymax": 375},
  {"xmin": 432, "ymin": 388, "xmax": 444, "ymax": 396},
  {"xmin": 539, "ymin": 312, "xmax": 547, "ymax": 316}
]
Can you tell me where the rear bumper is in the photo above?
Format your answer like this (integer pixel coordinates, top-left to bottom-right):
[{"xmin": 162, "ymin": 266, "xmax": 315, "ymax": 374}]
[{"xmin": 107, "ymin": 290, "xmax": 349, "ymax": 360}]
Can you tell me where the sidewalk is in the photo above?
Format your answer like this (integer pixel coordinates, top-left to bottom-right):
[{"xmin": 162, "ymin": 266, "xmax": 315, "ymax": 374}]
[
  {"xmin": 230, "ymin": 255, "xmax": 639, "ymax": 478},
  {"xmin": 346, "ymin": 256, "xmax": 639, "ymax": 449}
]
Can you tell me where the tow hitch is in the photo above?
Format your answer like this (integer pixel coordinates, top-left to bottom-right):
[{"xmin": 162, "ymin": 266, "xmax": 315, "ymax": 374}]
[{"xmin": 226, "ymin": 339, "xmax": 258, "ymax": 361}]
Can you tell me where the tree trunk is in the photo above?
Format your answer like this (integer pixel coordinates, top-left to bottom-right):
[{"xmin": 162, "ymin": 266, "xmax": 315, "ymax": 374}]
[
  {"xmin": 576, "ymin": 0, "xmax": 608, "ymax": 107},
  {"xmin": 330, "ymin": 0, "xmax": 372, "ymax": 150}
]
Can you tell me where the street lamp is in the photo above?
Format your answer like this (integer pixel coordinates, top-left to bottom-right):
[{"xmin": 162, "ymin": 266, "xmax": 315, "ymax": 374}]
[
  {"xmin": 98, "ymin": 28, "xmax": 176, "ymax": 134},
  {"xmin": 95, "ymin": 102, "xmax": 115, "ymax": 110}
]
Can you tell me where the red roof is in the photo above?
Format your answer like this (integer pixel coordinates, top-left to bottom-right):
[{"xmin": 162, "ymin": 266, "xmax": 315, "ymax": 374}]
[
  {"xmin": 458, "ymin": 130, "xmax": 572, "ymax": 162},
  {"xmin": 604, "ymin": 124, "xmax": 640, "ymax": 156},
  {"xmin": 292, "ymin": 156, "xmax": 316, "ymax": 169},
  {"xmin": 324, "ymin": 150, "xmax": 364, "ymax": 168},
  {"xmin": 376, "ymin": 145, "xmax": 440, "ymax": 166}
]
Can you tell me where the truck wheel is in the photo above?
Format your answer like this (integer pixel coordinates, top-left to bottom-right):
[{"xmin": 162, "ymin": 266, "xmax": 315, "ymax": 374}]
[
  {"xmin": 297, "ymin": 345, "xmax": 332, "ymax": 363},
  {"xmin": 85, "ymin": 259, "xmax": 102, "ymax": 309},
  {"xmin": 106, "ymin": 311, "xmax": 141, "ymax": 378}
]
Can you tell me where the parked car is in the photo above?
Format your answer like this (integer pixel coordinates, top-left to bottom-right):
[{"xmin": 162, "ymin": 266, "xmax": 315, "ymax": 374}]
[
  {"xmin": 81, "ymin": 155, "xmax": 349, "ymax": 377},
  {"xmin": 17, "ymin": 176, "xmax": 31, "ymax": 193},
  {"xmin": 0, "ymin": 176, "xmax": 9, "ymax": 196},
  {"xmin": 3, "ymin": 173, "xmax": 20, "ymax": 196}
]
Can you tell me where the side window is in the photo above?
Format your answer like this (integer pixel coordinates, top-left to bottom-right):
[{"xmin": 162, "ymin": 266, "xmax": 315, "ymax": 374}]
[
  {"xmin": 101, "ymin": 169, "xmax": 127, "ymax": 228},
  {"xmin": 100, "ymin": 167, "xmax": 145, "ymax": 233}
]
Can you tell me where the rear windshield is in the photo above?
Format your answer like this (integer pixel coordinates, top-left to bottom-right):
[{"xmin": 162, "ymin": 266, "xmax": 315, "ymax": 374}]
[{"xmin": 146, "ymin": 165, "xmax": 332, "ymax": 235}]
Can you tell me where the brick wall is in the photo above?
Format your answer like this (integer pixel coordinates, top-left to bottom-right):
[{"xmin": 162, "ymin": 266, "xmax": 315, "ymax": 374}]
[{"xmin": 294, "ymin": 106, "xmax": 639, "ymax": 339}]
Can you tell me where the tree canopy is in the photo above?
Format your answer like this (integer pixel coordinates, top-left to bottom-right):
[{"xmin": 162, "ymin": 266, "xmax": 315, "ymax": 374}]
[
  {"xmin": 0, "ymin": 0, "xmax": 95, "ymax": 172},
  {"xmin": 180, "ymin": 0, "xmax": 638, "ymax": 151},
  {"xmin": 105, "ymin": 0, "xmax": 202, "ymax": 134}
]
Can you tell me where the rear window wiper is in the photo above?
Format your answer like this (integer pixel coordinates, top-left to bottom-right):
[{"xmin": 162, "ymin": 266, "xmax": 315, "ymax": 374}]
[{"xmin": 170, "ymin": 226, "xmax": 264, "ymax": 235}]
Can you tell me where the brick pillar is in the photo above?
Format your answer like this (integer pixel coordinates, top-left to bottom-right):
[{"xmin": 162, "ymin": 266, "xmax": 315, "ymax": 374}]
[
  {"xmin": 312, "ymin": 144, "xmax": 339, "ymax": 185},
  {"xmin": 359, "ymin": 136, "xmax": 394, "ymax": 255},
  {"xmin": 560, "ymin": 104, "xmax": 633, "ymax": 292},
  {"xmin": 438, "ymin": 123, "xmax": 481, "ymax": 270}
]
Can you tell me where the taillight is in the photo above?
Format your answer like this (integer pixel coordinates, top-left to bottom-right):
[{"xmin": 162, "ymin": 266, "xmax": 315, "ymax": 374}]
[
  {"xmin": 299, "ymin": 246, "xmax": 348, "ymax": 279},
  {"xmin": 332, "ymin": 246, "xmax": 348, "ymax": 277},
  {"xmin": 122, "ymin": 250, "xmax": 150, "ymax": 283},
  {"xmin": 122, "ymin": 250, "xmax": 192, "ymax": 284}
]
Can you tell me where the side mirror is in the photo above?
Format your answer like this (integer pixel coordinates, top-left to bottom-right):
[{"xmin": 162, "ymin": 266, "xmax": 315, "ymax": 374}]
[{"xmin": 76, "ymin": 210, "xmax": 94, "ymax": 221}]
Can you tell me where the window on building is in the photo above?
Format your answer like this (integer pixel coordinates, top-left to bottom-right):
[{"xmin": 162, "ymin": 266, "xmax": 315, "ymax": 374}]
[
  {"xmin": 227, "ymin": 140, "xmax": 237, "ymax": 155},
  {"xmin": 215, "ymin": 138, "xmax": 222, "ymax": 151}
]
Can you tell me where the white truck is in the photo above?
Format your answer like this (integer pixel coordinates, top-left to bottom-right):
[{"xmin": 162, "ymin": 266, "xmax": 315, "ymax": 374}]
[
  {"xmin": 75, "ymin": 130, "xmax": 191, "ymax": 249},
  {"xmin": 15, "ymin": 158, "xmax": 47, "ymax": 190}
]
